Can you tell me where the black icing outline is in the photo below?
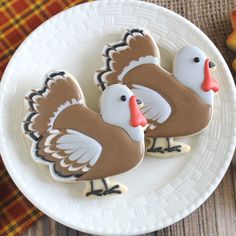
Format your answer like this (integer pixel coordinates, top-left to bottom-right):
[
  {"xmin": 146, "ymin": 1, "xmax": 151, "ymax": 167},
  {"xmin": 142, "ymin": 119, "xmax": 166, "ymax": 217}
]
[
  {"xmin": 96, "ymin": 28, "xmax": 144, "ymax": 91},
  {"xmin": 23, "ymin": 71, "xmax": 84, "ymax": 180},
  {"xmin": 24, "ymin": 71, "xmax": 66, "ymax": 141},
  {"xmin": 33, "ymin": 135, "xmax": 83, "ymax": 179}
]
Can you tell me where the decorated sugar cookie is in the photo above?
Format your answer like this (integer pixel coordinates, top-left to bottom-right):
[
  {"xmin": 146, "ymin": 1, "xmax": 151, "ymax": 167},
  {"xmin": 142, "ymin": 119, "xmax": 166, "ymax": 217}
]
[
  {"xmin": 22, "ymin": 71, "xmax": 147, "ymax": 196},
  {"xmin": 94, "ymin": 29, "xmax": 220, "ymax": 157},
  {"xmin": 226, "ymin": 10, "xmax": 236, "ymax": 71}
]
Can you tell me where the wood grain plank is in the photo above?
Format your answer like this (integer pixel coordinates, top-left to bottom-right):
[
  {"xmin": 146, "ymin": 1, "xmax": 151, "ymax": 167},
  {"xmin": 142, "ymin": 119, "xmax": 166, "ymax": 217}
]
[
  {"xmin": 155, "ymin": 220, "xmax": 186, "ymax": 236},
  {"xmin": 49, "ymin": 217, "xmax": 57, "ymax": 236},
  {"xmin": 182, "ymin": 209, "xmax": 202, "ymax": 236},
  {"xmin": 213, "ymin": 159, "xmax": 236, "ymax": 236},
  {"xmin": 139, "ymin": 233, "xmax": 155, "ymax": 236},
  {"xmin": 77, "ymin": 232, "xmax": 93, "ymax": 236},
  {"xmin": 56, "ymin": 221, "xmax": 67, "ymax": 236},
  {"xmin": 198, "ymin": 194, "xmax": 218, "ymax": 236},
  {"xmin": 67, "ymin": 227, "xmax": 78, "ymax": 236}
]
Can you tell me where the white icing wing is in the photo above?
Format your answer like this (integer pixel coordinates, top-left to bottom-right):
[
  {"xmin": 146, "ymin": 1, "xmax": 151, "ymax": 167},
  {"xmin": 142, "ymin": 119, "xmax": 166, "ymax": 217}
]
[
  {"xmin": 43, "ymin": 129, "xmax": 102, "ymax": 175},
  {"xmin": 132, "ymin": 84, "xmax": 171, "ymax": 124}
]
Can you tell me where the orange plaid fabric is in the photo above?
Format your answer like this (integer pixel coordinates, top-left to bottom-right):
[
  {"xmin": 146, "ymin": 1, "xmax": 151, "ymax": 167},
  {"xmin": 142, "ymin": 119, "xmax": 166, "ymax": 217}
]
[{"xmin": 0, "ymin": 1, "xmax": 90, "ymax": 235}]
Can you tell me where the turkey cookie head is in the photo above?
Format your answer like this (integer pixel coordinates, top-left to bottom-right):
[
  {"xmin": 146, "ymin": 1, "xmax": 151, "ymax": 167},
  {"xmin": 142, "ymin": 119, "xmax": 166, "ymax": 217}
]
[
  {"xmin": 100, "ymin": 84, "xmax": 147, "ymax": 142},
  {"xmin": 173, "ymin": 46, "xmax": 219, "ymax": 106}
]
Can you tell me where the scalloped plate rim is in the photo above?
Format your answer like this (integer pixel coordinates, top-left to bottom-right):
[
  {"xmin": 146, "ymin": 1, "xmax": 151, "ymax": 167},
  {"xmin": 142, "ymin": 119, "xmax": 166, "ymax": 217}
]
[{"xmin": 0, "ymin": 1, "xmax": 236, "ymax": 235}]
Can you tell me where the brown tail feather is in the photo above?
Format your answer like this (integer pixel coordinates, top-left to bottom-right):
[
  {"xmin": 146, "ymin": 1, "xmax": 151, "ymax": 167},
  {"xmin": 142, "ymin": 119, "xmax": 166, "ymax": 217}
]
[
  {"xmin": 23, "ymin": 71, "xmax": 84, "ymax": 141},
  {"xmin": 94, "ymin": 28, "xmax": 160, "ymax": 91}
]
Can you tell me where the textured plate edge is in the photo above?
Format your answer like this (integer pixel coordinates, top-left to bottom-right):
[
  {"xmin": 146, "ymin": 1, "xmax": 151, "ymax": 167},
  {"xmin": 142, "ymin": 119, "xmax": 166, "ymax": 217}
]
[{"xmin": 0, "ymin": 0, "xmax": 236, "ymax": 235}]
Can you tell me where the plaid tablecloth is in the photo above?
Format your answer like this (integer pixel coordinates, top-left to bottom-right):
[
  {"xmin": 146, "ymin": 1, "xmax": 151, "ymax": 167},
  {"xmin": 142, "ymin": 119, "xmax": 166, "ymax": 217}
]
[{"xmin": 0, "ymin": 1, "xmax": 90, "ymax": 235}]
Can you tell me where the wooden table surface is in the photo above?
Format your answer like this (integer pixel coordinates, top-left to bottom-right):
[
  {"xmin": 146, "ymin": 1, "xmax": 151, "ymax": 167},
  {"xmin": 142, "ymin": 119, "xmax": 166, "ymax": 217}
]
[{"xmin": 21, "ymin": 0, "xmax": 236, "ymax": 235}]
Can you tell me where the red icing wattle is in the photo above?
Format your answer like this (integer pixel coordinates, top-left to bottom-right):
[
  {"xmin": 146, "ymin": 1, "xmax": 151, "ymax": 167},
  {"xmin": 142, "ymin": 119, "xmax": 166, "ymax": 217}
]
[
  {"xmin": 201, "ymin": 59, "xmax": 220, "ymax": 92},
  {"xmin": 129, "ymin": 96, "xmax": 147, "ymax": 127}
]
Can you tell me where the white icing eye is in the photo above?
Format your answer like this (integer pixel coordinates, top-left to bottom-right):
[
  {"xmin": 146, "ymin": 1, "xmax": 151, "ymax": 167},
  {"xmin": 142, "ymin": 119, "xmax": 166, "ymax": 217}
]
[
  {"xmin": 120, "ymin": 95, "xmax": 127, "ymax": 101},
  {"xmin": 193, "ymin": 57, "xmax": 200, "ymax": 63}
]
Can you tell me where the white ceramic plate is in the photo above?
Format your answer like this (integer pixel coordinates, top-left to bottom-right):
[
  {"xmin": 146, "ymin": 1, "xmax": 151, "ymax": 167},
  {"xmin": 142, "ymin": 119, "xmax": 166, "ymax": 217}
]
[{"xmin": 0, "ymin": 1, "xmax": 236, "ymax": 235}]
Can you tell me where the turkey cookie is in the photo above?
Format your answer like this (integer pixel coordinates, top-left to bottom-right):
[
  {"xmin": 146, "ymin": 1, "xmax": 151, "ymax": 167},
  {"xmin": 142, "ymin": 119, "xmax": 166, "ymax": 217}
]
[
  {"xmin": 226, "ymin": 10, "xmax": 236, "ymax": 71},
  {"xmin": 22, "ymin": 70, "xmax": 147, "ymax": 197},
  {"xmin": 94, "ymin": 29, "xmax": 220, "ymax": 158}
]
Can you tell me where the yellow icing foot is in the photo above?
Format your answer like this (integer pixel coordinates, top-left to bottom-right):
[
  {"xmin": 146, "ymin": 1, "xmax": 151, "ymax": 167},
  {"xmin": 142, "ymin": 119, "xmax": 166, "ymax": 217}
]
[
  {"xmin": 84, "ymin": 178, "xmax": 128, "ymax": 197},
  {"xmin": 146, "ymin": 137, "xmax": 190, "ymax": 158}
]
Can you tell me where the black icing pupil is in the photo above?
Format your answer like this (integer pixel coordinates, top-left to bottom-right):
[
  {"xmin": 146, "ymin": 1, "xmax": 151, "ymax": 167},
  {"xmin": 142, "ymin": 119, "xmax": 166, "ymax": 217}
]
[
  {"xmin": 120, "ymin": 95, "xmax": 127, "ymax": 101},
  {"xmin": 194, "ymin": 57, "xmax": 200, "ymax": 63}
]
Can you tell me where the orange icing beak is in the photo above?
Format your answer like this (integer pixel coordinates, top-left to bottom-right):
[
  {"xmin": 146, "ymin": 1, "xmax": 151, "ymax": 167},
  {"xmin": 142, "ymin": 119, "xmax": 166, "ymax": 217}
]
[
  {"xmin": 201, "ymin": 59, "xmax": 220, "ymax": 93},
  {"xmin": 129, "ymin": 96, "xmax": 147, "ymax": 127}
]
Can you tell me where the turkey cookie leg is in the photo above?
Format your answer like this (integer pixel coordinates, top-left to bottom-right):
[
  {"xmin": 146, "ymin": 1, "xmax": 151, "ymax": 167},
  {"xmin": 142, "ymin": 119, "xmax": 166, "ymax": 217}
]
[
  {"xmin": 146, "ymin": 138, "xmax": 165, "ymax": 154},
  {"xmin": 85, "ymin": 178, "xmax": 128, "ymax": 197},
  {"xmin": 146, "ymin": 137, "xmax": 191, "ymax": 158},
  {"xmin": 102, "ymin": 178, "xmax": 121, "ymax": 195},
  {"xmin": 147, "ymin": 138, "xmax": 165, "ymax": 153},
  {"xmin": 164, "ymin": 138, "xmax": 181, "ymax": 152},
  {"xmin": 85, "ymin": 181, "xmax": 104, "ymax": 197}
]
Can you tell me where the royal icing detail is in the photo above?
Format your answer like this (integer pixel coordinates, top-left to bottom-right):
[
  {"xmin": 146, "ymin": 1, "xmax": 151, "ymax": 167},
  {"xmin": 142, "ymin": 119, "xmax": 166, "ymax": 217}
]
[
  {"xmin": 100, "ymin": 84, "xmax": 146, "ymax": 142},
  {"xmin": 129, "ymin": 95, "xmax": 147, "ymax": 128},
  {"xmin": 173, "ymin": 45, "xmax": 219, "ymax": 105},
  {"xmin": 48, "ymin": 99, "xmax": 83, "ymax": 131},
  {"xmin": 132, "ymin": 84, "xmax": 171, "ymax": 124},
  {"xmin": 94, "ymin": 28, "xmax": 160, "ymax": 91},
  {"xmin": 117, "ymin": 56, "xmax": 160, "ymax": 81},
  {"xmin": 22, "ymin": 71, "xmax": 146, "ymax": 196},
  {"xmin": 201, "ymin": 59, "xmax": 220, "ymax": 93},
  {"xmin": 94, "ymin": 28, "xmax": 220, "ymax": 157}
]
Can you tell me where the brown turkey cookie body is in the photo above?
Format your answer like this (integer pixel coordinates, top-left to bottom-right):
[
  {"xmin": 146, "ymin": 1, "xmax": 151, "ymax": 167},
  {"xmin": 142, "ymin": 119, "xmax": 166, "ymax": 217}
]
[
  {"xmin": 94, "ymin": 29, "xmax": 219, "ymax": 157},
  {"xmin": 36, "ymin": 105, "xmax": 144, "ymax": 180},
  {"xmin": 23, "ymin": 70, "xmax": 147, "ymax": 196},
  {"xmin": 123, "ymin": 64, "xmax": 212, "ymax": 138}
]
